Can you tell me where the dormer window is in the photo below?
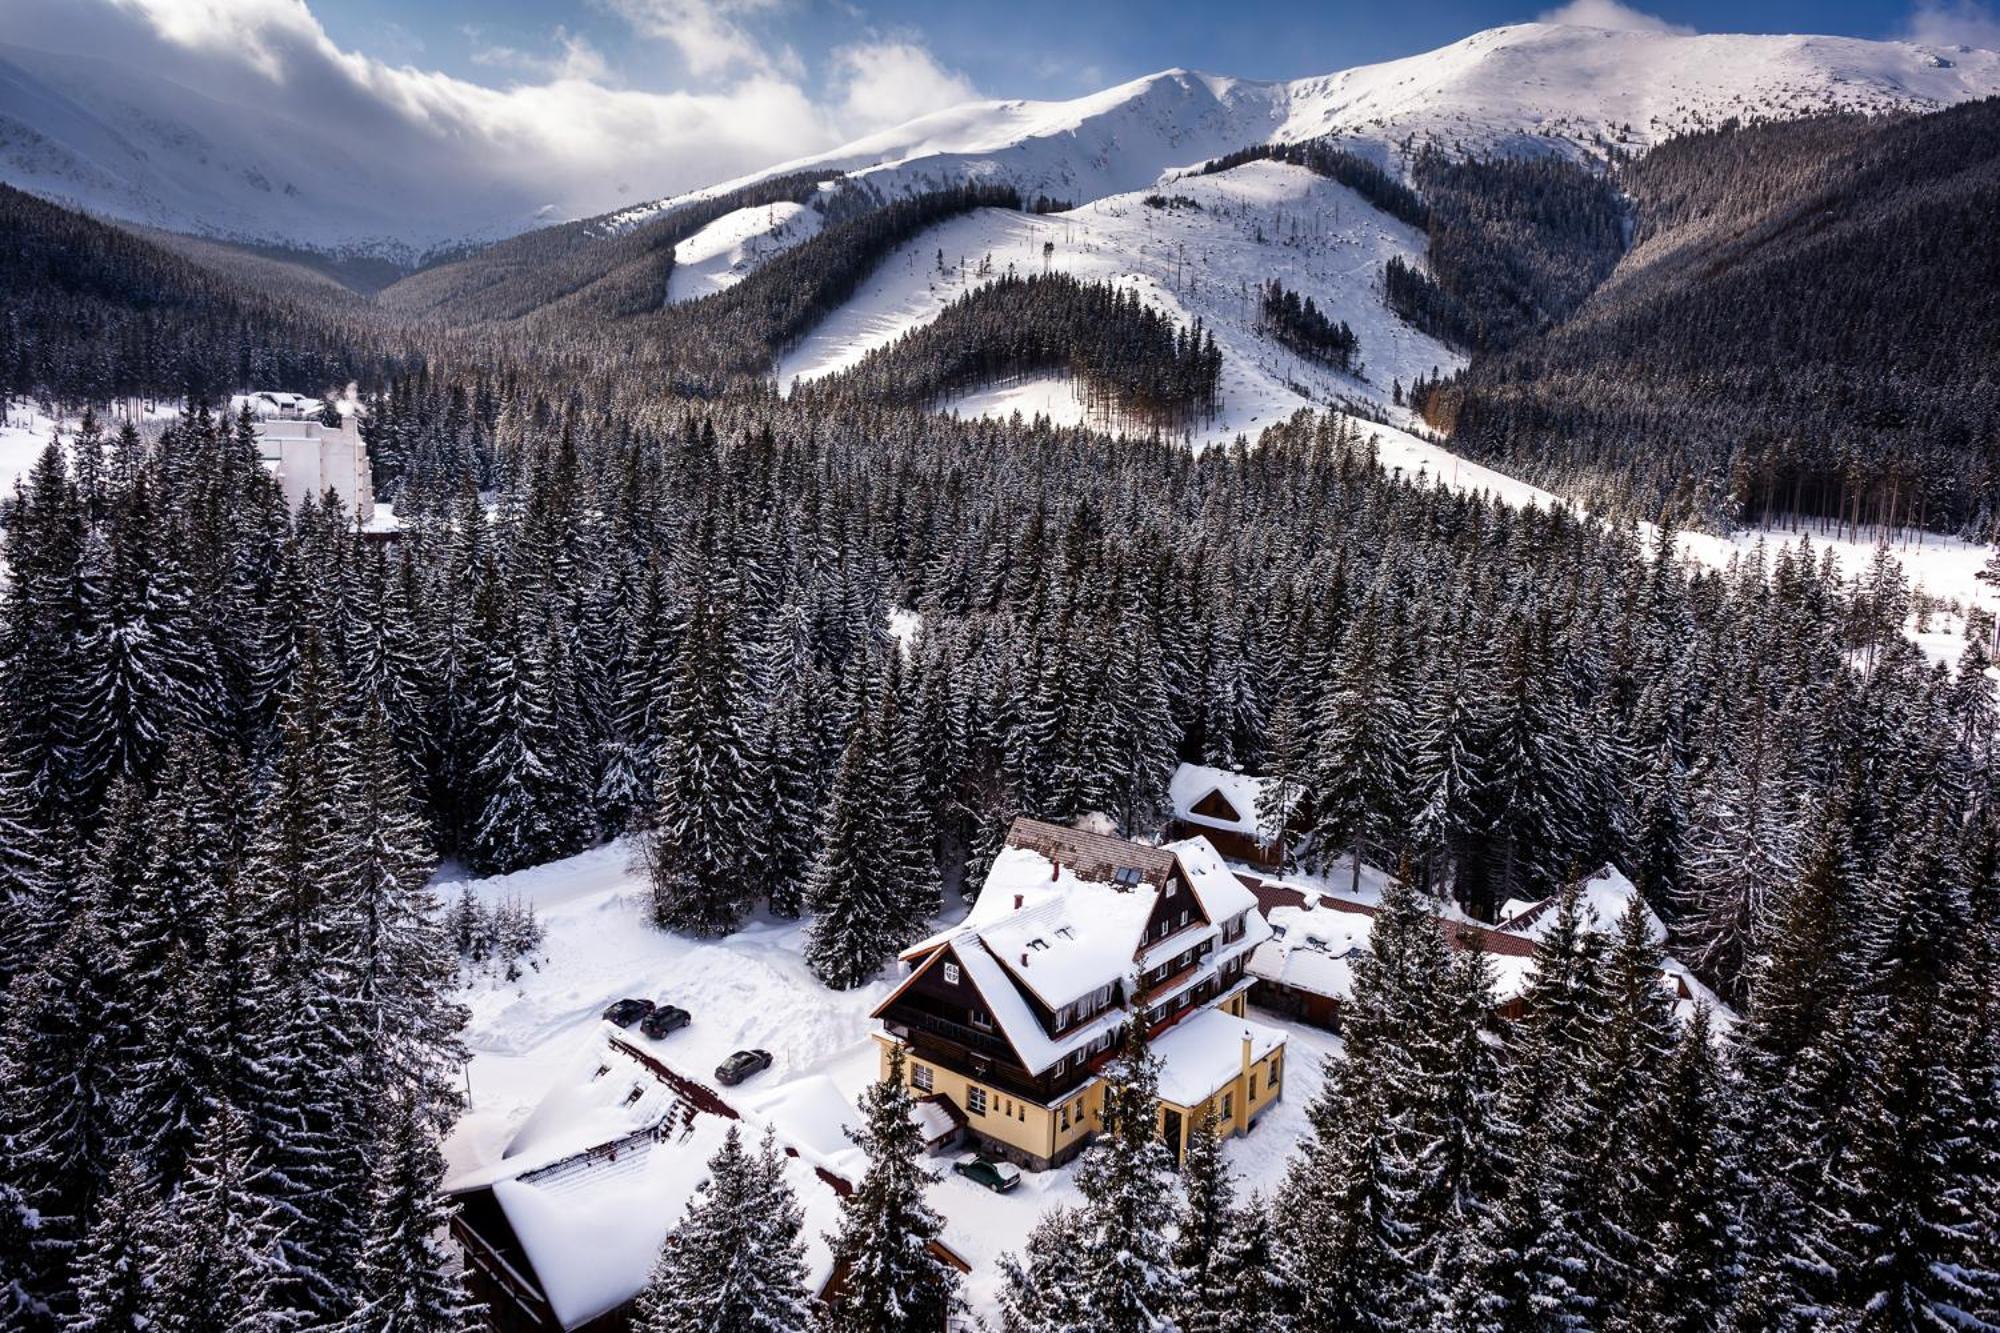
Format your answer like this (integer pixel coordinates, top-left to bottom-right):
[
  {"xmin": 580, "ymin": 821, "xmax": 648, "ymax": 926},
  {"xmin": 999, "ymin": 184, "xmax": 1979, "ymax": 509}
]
[{"xmin": 943, "ymin": 962, "xmax": 960, "ymax": 985}]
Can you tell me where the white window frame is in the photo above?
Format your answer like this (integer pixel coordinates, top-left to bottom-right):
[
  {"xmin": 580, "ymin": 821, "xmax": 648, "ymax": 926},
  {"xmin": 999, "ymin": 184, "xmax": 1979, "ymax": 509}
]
[
  {"xmin": 967, "ymin": 1086, "xmax": 987, "ymax": 1116},
  {"xmin": 911, "ymin": 1063, "xmax": 934, "ymax": 1092},
  {"xmin": 942, "ymin": 962, "xmax": 960, "ymax": 986}
]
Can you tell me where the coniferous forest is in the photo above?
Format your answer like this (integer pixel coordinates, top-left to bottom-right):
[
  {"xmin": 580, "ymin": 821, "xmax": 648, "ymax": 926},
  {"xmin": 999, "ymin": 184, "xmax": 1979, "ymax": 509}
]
[{"xmin": 0, "ymin": 65, "xmax": 1996, "ymax": 1333}]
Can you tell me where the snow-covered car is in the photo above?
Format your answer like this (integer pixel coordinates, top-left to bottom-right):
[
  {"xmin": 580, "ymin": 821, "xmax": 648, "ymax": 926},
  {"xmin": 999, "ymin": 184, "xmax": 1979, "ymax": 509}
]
[
  {"xmin": 952, "ymin": 1153, "xmax": 1022, "ymax": 1194},
  {"xmin": 640, "ymin": 1005, "xmax": 691, "ymax": 1039},
  {"xmin": 602, "ymin": 998, "xmax": 655, "ymax": 1028},
  {"xmin": 715, "ymin": 1048, "xmax": 773, "ymax": 1086}
]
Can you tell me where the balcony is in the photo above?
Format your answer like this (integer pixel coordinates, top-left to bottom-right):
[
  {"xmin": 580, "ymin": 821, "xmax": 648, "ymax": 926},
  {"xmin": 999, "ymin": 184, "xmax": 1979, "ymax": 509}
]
[{"xmin": 884, "ymin": 1008, "xmax": 1016, "ymax": 1061}]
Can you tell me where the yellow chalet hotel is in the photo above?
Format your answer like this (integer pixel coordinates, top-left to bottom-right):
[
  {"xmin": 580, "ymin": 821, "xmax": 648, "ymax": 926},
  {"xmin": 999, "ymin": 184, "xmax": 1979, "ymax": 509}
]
[{"xmin": 872, "ymin": 817, "xmax": 1287, "ymax": 1171}]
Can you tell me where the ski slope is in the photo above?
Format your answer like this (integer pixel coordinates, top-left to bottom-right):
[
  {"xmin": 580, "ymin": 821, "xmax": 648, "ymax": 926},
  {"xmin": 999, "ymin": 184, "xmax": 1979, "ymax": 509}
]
[
  {"xmin": 665, "ymin": 201, "xmax": 824, "ymax": 305},
  {"xmin": 779, "ymin": 159, "xmax": 1463, "ymax": 441}
]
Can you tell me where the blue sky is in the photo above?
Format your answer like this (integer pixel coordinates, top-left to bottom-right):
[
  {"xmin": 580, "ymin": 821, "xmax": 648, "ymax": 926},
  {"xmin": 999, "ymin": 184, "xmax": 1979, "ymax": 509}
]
[{"xmin": 315, "ymin": 0, "xmax": 2000, "ymax": 99}]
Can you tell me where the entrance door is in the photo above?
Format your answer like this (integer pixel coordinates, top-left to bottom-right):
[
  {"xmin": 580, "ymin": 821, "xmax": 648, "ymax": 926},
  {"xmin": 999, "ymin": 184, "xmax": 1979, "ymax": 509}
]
[{"xmin": 1161, "ymin": 1108, "xmax": 1183, "ymax": 1166}]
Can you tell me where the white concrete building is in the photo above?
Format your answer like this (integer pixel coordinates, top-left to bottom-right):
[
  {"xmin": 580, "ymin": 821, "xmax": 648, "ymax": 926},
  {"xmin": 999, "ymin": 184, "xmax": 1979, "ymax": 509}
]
[{"xmin": 237, "ymin": 396, "xmax": 375, "ymax": 525}]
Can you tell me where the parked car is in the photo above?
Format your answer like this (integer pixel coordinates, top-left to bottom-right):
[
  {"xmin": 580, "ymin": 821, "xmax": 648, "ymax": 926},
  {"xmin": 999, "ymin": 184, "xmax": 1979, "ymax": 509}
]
[
  {"xmin": 714, "ymin": 1049, "xmax": 773, "ymax": 1086},
  {"xmin": 640, "ymin": 1005, "xmax": 691, "ymax": 1039},
  {"xmin": 952, "ymin": 1153, "xmax": 1022, "ymax": 1194},
  {"xmin": 602, "ymin": 998, "xmax": 655, "ymax": 1028}
]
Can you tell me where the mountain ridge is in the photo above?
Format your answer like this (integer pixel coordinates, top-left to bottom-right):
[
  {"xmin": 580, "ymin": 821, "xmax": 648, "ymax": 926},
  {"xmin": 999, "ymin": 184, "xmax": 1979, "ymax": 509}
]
[{"xmin": 4, "ymin": 21, "xmax": 1997, "ymax": 260}]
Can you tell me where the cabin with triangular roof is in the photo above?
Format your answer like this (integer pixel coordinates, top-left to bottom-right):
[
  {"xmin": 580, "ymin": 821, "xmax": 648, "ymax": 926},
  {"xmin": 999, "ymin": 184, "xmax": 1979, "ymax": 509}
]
[{"xmin": 1166, "ymin": 762, "xmax": 1296, "ymax": 869}]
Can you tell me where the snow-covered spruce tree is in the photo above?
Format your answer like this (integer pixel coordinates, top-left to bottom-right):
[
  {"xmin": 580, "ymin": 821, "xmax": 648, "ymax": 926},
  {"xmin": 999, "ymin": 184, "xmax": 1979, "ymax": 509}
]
[
  {"xmin": 0, "ymin": 743, "xmax": 64, "ymax": 990},
  {"xmin": 1172, "ymin": 1110, "xmax": 1236, "ymax": 1333},
  {"xmin": 338, "ymin": 1088, "xmax": 473, "ymax": 1333},
  {"xmin": 632, "ymin": 1125, "xmax": 811, "ymax": 1333},
  {"xmin": 138, "ymin": 1103, "xmax": 296, "ymax": 1333},
  {"xmin": 1628, "ymin": 1004, "xmax": 1739, "ymax": 1331},
  {"xmin": 1406, "ymin": 635, "xmax": 1492, "ymax": 896},
  {"xmin": 1207, "ymin": 1192, "xmax": 1287, "ymax": 1333},
  {"xmin": 239, "ymin": 645, "xmax": 373, "ymax": 1320},
  {"xmin": 648, "ymin": 590, "xmax": 762, "ymax": 936},
  {"xmin": 1279, "ymin": 872, "xmax": 1481, "ymax": 1325},
  {"xmin": 0, "ymin": 435, "xmax": 85, "ymax": 825},
  {"xmin": 65, "ymin": 1156, "xmax": 154, "ymax": 1333},
  {"xmin": 1481, "ymin": 620, "xmax": 1591, "ymax": 915},
  {"xmin": 757, "ymin": 675, "xmax": 828, "ymax": 919},
  {"xmin": 1072, "ymin": 1019, "xmax": 1181, "ymax": 1332},
  {"xmin": 819, "ymin": 1045, "xmax": 960, "ymax": 1333},
  {"xmin": 1450, "ymin": 883, "xmax": 1605, "ymax": 1332},
  {"xmin": 465, "ymin": 582, "xmax": 577, "ymax": 875},
  {"xmin": 804, "ymin": 661, "xmax": 941, "ymax": 990},
  {"xmin": 998, "ymin": 1204, "xmax": 1094, "ymax": 1333},
  {"xmin": 0, "ymin": 889, "xmax": 134, "ymax": 1314},
  {"xmin": 1567, "ymin": 898, "xmax": 1680, "ymax": 1316},
  {"xmin": 1681, "ymin": 682, "xmax": 1800, "ymax": 1003},
  {"xmin": 334, "ymin": 699, "xmax": 466, "ymax": 1111},
  {"xmin": 1726, "ymin": 798, "xmax": 1854, "ymax": 1327},
  {"xmin": 1303, "ymin": 591, "xmax": 1407, "ymax": 893},
  {"xmin": 1411, "ymin": 941, "xmax": 1503, "ymax": 1311},
  {"xmin": 1809, "ymin": 806, "xmax": 1996, "ymax": 1327}
]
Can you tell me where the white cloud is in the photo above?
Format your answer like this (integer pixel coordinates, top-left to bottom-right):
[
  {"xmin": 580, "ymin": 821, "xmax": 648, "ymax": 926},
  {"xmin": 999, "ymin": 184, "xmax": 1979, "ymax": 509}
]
[
  {"xmin": 469, "ymin": 27, "xmax": 613, "ymax": 84},
  {"xmin": 1535, "ymin": 0, "xmax": 1695, "ymax": 35},
  {"xmin": 596, "ymin": 0, "xmax": 789, "ymax": 78},
  {"xmin": 1902, "ymin": 0, "xmax": 2000, "ymax": 49},
  {"xmin": 0, "ymin": 0, "xmax": 981, "ymax": 247},
  {"xmin": 830, "ymin": 40, "xmax": 980, "ymax": 136}
]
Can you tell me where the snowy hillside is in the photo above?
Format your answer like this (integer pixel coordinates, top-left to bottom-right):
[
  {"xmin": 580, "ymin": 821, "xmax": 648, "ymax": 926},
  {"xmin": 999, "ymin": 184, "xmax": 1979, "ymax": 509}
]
[
  {"xmin": 627, "ymin": 24, "xmax": 2000, "ymax": 236},
  {"xmin": 779, "ymin": 159, "xmax": 1462, "ymax": 439},
  {"xmin": 665, "ymin": 201, "xmax": 824, "ymax": 305}
]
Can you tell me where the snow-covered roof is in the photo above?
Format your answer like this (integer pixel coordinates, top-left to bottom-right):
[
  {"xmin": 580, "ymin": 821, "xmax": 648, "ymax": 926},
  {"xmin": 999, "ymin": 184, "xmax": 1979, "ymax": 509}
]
[
  {"xmin": 1152, "ymin": 1008, "xmax": 1287, "ymax": 1108},
  {"xmin": 490, "ymin": 1115, "xmax": 843, "ymax": 1331},
  {"xmin": 1168, "ymin": 763, "xmax": 1289, "ymax": 840},
  {"xmin": 452, "ymin": 1028, "xmax": 853, "ymax": 1330},
  {"xmin": 941, "ymin": 932, "xmax": 1128, "ymax": 1076},
  {"xmin": 1249, "ymin": 898, "xmax": 1538, "ymax": 1004},
  {"xmin": 971, "ymin": 847, "xmax": 1157, "ymax": 1011},
  {"xmin": 491, "ymin": 1027, "xmax": 697, "ymax": 1180},
  {"xmin": 1162, "ymin": 835, "xmax": 1260, "ymax": 922},
  {"xmin": 1498, "ymin": 864, "xmax": 1667, "ymax": 945},
  {"xmin": 734, "ymin": 1075, "xmax": 867, "ymax": 1182}
]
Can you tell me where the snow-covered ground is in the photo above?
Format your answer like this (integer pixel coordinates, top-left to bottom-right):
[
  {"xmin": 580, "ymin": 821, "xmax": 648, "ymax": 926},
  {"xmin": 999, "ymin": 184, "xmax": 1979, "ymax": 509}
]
[
  {"xmin": 0, "ymin": 398, "xmax": 179, "ymax": 497},
  {"xmin": 666, "ymin": 201, "xmax": 824, "ymax": 305},
  {"xmin": 781, "ymin": 159, "xmax": 1463, "ymax": 441},
  {"xmin": 440, "ymin": 839, "xmax": 1335, "ymax": 1320}
]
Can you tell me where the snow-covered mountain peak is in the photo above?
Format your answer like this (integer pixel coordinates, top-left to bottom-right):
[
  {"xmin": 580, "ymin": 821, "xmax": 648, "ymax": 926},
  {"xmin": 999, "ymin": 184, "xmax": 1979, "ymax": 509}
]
[
  {"xmin": 616, "ymin": 23, "xmax": 2000, "ymax": 240},
  {"xmin": 4, "ymin": 19, "xmax": 1997, "ymax": 255}
]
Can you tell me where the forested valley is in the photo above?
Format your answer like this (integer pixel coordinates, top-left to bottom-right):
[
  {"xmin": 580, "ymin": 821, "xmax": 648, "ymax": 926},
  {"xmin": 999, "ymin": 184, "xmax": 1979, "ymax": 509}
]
[{"xmin": 0, "ymin": 84, "xmax": 1995, "ymax": 1332}]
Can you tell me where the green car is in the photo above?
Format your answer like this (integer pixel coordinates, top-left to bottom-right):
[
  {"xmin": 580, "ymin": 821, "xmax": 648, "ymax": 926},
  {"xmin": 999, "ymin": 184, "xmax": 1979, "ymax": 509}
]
[{"xmin": 952, "ymin": 1153, "xmax": 1022, "ymax": 1194}]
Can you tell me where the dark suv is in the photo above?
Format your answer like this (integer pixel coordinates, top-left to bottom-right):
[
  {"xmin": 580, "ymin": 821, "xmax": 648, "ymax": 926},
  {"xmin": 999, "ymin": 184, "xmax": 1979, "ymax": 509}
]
[
  {"xmin": 715, "ymin": 1049, "xmax": 773, "ymax": 1086},
  {"xmin": 640, "ymin": 1005, "xmax": 691, "ymax": 1039},
  {"xmin": 602, "ymin": 998, "xmax": 655, "ymax": 1028}
]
